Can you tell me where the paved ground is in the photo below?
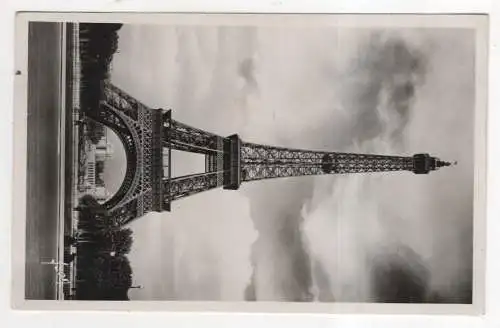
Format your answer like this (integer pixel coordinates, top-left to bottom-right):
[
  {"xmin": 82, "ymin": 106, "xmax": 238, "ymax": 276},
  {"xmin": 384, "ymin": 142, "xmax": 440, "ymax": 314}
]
[{"xmin": 24, "ymin": 22, "xmax": 67, "ymax": 300}]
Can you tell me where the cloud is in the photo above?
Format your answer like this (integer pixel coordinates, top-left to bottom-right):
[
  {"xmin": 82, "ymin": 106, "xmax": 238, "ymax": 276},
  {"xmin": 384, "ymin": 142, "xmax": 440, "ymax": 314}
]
[
  {"xmin": 242, "ymin": 31, "xmax": 434, "ymax": 302},
  {"xmin": 368, "ymin": 242, "xmax": 430, "ymax": 303},
  {"xmin": 338, "ymin": 33, "xmax": 428, "ymax": 148},
  {"xmin": 299, "ymin": 34, "xmax": 432, "ymax": 302},
  {"xmin": 311, "ymin": 260, "xmax": 336, "ymax": 302},
  {"xmin": 242, "ymin": 179, "xmax": 315, "ymax": 301},
  {"xmin": 302, "ymin": 30, "xmax": 474, "ymax": 303},
  {"xmin": 242, "ymin": 30, "xmax": 475, "ymax": 304},
  {"xmin": 238, "ymin": 57, "xmax": 258, "ymax": 92}
]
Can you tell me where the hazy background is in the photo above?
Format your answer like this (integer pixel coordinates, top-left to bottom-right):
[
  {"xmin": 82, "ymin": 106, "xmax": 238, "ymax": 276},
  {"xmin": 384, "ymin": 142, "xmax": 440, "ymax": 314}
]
[{"xmin": 105, "ymin": 25, "xmax": 475, "ymax": 303}]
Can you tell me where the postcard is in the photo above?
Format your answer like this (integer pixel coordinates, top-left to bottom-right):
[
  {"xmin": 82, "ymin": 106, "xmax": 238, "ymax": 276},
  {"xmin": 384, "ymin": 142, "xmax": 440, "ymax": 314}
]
[{"xmin": 11, "ymin": 12, "xmax": 488, "ymax": 314}]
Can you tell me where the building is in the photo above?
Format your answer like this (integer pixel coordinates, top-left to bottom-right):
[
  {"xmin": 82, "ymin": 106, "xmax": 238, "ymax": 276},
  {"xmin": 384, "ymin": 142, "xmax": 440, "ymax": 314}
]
[{"xmin": 83, "ymin": 132, "xmax": 114, "ymax": 202}]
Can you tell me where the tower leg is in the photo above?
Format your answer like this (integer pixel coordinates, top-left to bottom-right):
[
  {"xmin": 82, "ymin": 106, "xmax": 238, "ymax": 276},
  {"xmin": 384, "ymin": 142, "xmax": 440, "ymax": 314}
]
[
  {"xmin": 163, "ymin": 109, "xmax": 172, "ymax": 212},
  {"xmin": 223, "ymin": 134, "xmax": 241, "ymax": 190}
]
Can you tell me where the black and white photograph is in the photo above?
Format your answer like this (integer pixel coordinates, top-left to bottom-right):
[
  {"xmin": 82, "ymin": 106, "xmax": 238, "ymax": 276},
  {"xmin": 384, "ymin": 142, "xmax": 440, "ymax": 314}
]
[{"xmin": 11, "ymin": 13, "xmax": 487, "ymax": 313}]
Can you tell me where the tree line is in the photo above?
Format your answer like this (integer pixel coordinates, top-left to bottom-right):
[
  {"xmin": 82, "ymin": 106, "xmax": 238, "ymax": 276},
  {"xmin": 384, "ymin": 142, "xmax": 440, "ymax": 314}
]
[
  {"xmin": 68, "ymin": 195, "xmax": 134, "ymax": 300},
  {"xmin": 79, "ymin": 23, "xmax": 122, "ymax": 127},
  {"xmin": 70, "ymin": 23, "xmax": 134, "ymax": 300}
]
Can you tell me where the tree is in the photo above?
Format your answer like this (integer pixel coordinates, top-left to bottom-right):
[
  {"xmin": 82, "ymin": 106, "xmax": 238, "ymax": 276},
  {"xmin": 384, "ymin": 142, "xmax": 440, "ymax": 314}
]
[
  {"xmin": 78, "ymin": 195, "xmax": 108, "ymax": 214},
  {"xmin": 80, "ymin": 23, "xmax": 123, "ymax": 118},
  {"xmin": 91, "ymin": 254, "xmax": 132, "ymax": 291},
  {"xmin": 94, "ymin": 228, "xmax": 134, "ymax": 256}
]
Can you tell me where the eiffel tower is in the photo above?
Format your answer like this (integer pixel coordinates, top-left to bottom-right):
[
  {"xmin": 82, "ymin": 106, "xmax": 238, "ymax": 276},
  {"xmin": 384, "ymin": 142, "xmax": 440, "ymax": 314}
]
[{"xmin": 84, "ymin": 82, "xmax": 454, "ymax": 226}]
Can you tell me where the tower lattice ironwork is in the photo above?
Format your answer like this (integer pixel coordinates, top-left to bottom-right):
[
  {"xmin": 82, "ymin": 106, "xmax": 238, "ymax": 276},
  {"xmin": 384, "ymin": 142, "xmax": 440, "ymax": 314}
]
[{"xmin": 84, "ymin": 82, "xmax": 453, "ymax": 226}]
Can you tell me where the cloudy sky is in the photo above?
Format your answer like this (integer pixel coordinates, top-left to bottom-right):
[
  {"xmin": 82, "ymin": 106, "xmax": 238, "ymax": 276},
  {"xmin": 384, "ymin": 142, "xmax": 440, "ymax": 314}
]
[{"xmin": 105, "ymin": 23, "xmax": 475, "ymax": 303}]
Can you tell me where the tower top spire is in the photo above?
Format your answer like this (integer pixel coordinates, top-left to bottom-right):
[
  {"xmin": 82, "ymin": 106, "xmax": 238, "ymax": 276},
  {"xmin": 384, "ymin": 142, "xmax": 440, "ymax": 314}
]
[
  {"xmin": 412, "ymin": 153, "xmax": 455, "ymax": 174},
  {"xmin": 436, "ymin": 159, "xmax": 455, "ymax": 168}
]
